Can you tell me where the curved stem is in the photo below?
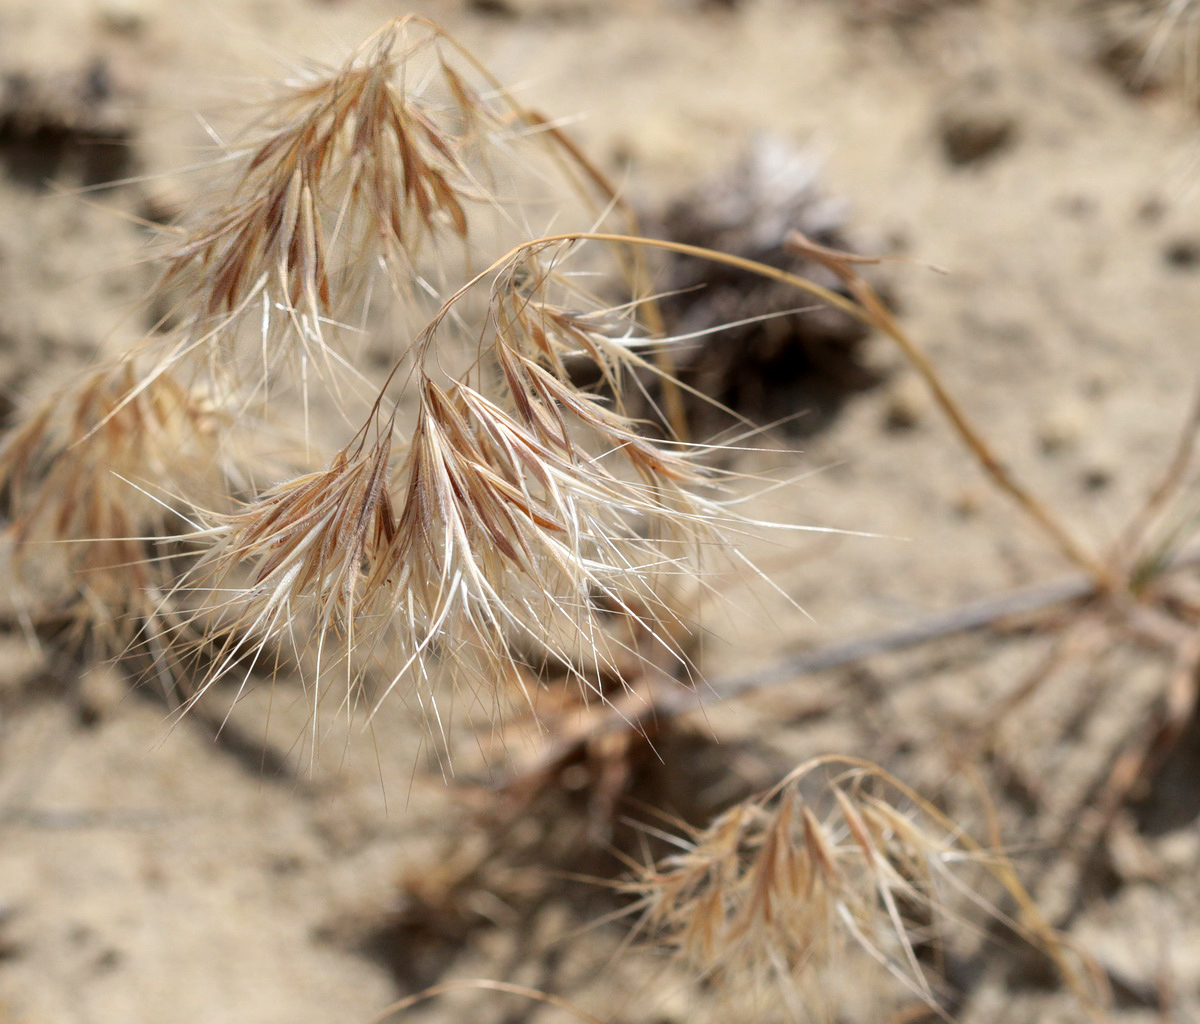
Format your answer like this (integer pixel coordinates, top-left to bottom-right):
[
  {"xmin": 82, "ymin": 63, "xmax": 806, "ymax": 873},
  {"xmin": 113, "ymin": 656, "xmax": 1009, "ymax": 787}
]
[
  {"xmin": 785, "ymin": 231, "xmax": 1114, "ymax": 590},
  {"xmin": 381, "ymin": 229, "xmax": 1110, "ymax": 588},
  {"xmin": 368, "ymin": 979, "xmax": 609, "ymax": 1024}
]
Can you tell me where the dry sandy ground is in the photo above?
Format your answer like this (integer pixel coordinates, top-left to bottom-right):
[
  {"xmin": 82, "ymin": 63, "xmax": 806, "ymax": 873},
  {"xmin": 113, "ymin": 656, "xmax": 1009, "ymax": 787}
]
[{"xmin": 2, "ymin": 0, "xmax": 1200, "ymax": 1022}]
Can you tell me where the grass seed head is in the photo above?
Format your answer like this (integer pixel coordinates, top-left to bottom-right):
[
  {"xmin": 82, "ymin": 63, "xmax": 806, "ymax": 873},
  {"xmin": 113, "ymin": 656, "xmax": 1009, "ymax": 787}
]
[
  {"xmin": 625, "ymin": 760, "xmax": 1023, "ymax": 1016},
  {"xmin": 0, "ymin": 359, "xmax": 236, "ymax": 644},
  {"xmin": 158, "ymin": 21, "xmax": 489, "ymax": 341}
]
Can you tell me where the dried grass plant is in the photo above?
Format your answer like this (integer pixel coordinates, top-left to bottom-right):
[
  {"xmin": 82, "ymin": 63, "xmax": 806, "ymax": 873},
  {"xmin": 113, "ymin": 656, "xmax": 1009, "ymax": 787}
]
[
  {"xmin": 1, "ymin": 17, "xmax": 685, "ymax": 710},
  {"xmin": 0, "ymin": 357, "xmax": 246, "ymax": 651},
  {"xmin": 0, "ymin": 15, "xmax": 1109, "ymax": 1023}
]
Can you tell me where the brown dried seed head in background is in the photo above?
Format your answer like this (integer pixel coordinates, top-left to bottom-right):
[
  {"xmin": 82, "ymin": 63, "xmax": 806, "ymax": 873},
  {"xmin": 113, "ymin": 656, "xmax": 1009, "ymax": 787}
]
[
  {"xmin": 626, "ymin": 760, "xmax": 1022, "ymax": 1014},
  {"xmin": 0, "ymin": 360, "xmax": 233, "ymax": 639}
]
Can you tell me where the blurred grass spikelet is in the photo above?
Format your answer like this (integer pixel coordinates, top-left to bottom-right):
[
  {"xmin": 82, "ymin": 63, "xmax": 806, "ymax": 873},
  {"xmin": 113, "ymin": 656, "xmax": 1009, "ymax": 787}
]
[
  {"xmin": 625, "ymin": 757, "xmax": 1051, "ymax": 1011},
  {"xmin": 0, "ymin": 359, "xmax": 235, "ymax": 640}
]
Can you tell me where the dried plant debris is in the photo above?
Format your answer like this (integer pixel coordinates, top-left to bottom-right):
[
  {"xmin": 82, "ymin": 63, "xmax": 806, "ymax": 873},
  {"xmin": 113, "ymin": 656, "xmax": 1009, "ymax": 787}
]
[
  {"xmin": 323, "ymin": 840, "xmax": 515, "ymax": 994},
  {"xmin": 347, "ymin": 720, "xmax": 771, "ymax": 997},
  {"xmin": 653, "ymin": 136, "xmax": 880, "ymax": 436}
]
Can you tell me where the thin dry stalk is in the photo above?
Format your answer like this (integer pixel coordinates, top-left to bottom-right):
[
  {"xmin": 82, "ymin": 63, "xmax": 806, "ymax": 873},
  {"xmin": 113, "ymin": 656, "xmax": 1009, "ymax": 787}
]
[
  {"xmin": 370, "ymin": 979, "xmax": 608, "ymax": 1024},
  {"xmin": 431, "ymin": 226, "xmax": 1109, "ymax": 604},
  {"xmin": 1111, "ymin": 381, "xmax": 1200, "ymax": 583},
  {"xmin": 451, "ymin": 228, "xmax": 1114, "ymax": 589},
  {"xmin": 783, "ymin": 231, "xmax": 1115, "ymax": 590}
]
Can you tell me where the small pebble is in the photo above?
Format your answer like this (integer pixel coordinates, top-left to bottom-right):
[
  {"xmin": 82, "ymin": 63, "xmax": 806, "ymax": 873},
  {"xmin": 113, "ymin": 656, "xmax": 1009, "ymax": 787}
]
[
  {"xmin": 1037, "ymin": 398, "xmax": 1088, "ymax": 454},
  {"xmin": 881, "ymin": 374, "xmax": 929, "ymax": 432},
  {"xmin": 952, "ymin": 487, "xmax": 984, "ymax": 519},
  {"xmin": 1163, "ymin": 238, "xmax": 1200, "ymax": 270},
  {"xmin": 938, "ymin": 105, "xmax": 1018, "ymax": 167},
  {"xmin": 1081, "ymin": 463, "xmax": 1114, "ymax": 492}
]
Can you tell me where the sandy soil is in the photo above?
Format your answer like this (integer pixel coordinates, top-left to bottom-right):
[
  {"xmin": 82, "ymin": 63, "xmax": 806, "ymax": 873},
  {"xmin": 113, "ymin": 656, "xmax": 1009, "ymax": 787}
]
[{"xmin": 2, "ymin": 1, "xmax": 1200, "ymax": 1022}]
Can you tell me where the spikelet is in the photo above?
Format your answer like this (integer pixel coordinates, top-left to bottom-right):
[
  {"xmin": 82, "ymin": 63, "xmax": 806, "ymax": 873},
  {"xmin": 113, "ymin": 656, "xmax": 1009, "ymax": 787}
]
[
  {"xmin": 162, "ymin": 39, "xmax": 469, "ymax": 304},
  {"xmin": 178, "ymin": 237, "xmax": 741, "ymax": 718},
  {"xmin": 0, "ymin": 358, "xmax": 237, "ymax": 644},
  {"xmin": 183, "ymin": 377, "xmax": 721, "ymax": 717},
  {"xmin": 378, "ymin": 376, "xmax": 700, "ymax": 676},
  {"xmin": 626, "ymin": 759, "xmax": 1031, "ymax": 1016},
  {"xmin": 154, "ymin": 17, "xmax": 625, "ymax": 405},
  {"xmin": 182, "ymin": 432, "xmax": 395, "ymax": 692}
]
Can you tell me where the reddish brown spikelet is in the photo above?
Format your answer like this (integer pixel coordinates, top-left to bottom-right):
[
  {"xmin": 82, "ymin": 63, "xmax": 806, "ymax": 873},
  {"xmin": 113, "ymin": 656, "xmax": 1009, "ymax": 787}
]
[
  {"xmin": 159, "ymin": 19, "xmax": 491, "ymax": 344},
  {"xmin": 196, "ymin": 435, "xmax": 396, "ymax": 642}
]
